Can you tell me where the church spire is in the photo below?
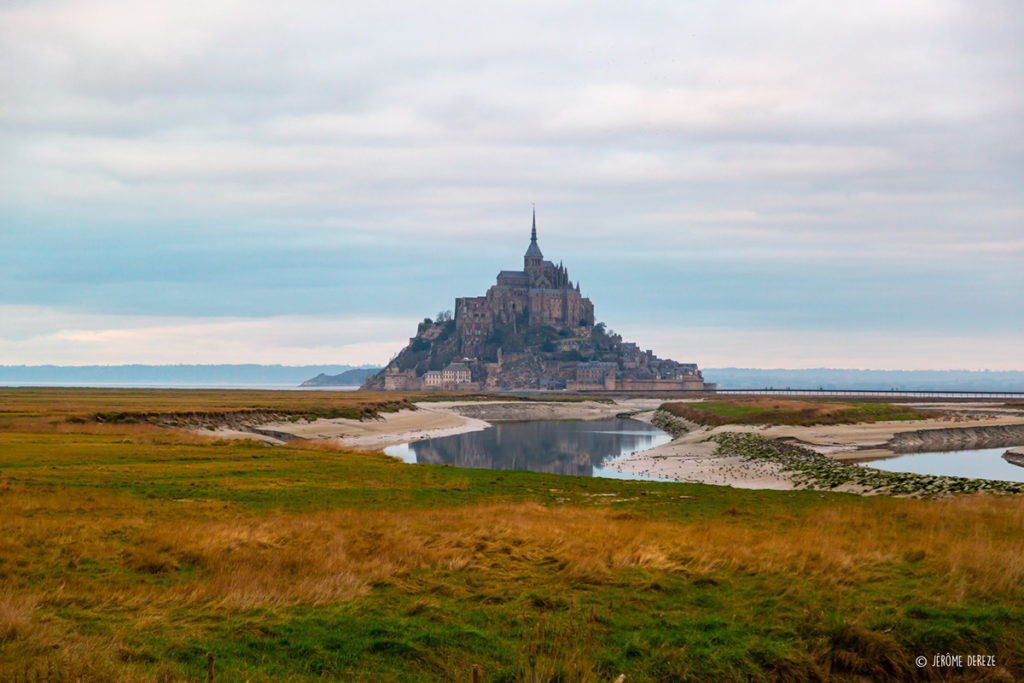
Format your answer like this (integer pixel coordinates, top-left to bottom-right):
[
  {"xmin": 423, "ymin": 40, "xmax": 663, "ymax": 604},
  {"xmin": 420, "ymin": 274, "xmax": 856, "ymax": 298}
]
[{"xmin": 524, "ymin": 203, "xmax": 543, "ymax": 269}]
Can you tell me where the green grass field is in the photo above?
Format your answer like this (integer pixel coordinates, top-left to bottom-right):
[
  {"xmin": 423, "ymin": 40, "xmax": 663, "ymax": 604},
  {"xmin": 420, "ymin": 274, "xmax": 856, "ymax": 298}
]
[
  {"xmin": 1, "ymin": 390, "xmax": 1021, "ymax": 681},
  {"xmin": 662, "ymin": 398, "xmax": 940, "ymax": 427}
]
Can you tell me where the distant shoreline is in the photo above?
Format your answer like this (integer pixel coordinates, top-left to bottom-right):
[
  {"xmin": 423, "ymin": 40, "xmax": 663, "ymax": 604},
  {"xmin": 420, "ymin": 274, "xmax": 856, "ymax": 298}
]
[
  {"xmin": 0, "ymin": 364, "xmax": 373, "ymax": 387},
  {"xmin": 0, "ymin": 382, "xmax": 361, "ymax": 391},
  {"xmin": 4, "ymin": 366, "xmax": 1023, "ymax": 392}
]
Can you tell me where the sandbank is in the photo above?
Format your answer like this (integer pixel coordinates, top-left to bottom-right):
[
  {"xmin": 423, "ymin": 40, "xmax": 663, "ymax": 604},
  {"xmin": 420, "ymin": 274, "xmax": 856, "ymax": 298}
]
[
  {"xmin": 604, "ymin": 413, "xmax": 795, "ymax": 489},
  {"xmin": 205, "ymin": 404, "xmax": 489, "ymax": 449}
]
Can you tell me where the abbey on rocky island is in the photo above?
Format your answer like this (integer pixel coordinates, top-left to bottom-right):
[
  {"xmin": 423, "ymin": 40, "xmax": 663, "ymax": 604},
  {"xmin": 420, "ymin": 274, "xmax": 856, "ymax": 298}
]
[{"xmin": 363, "ymin": 211, "xmax": 715, "ymax": 392}]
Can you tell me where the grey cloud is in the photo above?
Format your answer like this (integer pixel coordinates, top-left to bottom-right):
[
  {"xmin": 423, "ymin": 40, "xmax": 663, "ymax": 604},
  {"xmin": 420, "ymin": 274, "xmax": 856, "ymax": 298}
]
[{"xmin": 1, "ymin": 0, "xmax": 1021, "ymax": 367}]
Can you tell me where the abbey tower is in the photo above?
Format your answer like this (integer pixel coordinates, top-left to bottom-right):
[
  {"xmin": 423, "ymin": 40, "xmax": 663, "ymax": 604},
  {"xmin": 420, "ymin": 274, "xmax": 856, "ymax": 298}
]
[{"xmin": 455, "ymin": 209, "xmax": 595, "ymax": 357}]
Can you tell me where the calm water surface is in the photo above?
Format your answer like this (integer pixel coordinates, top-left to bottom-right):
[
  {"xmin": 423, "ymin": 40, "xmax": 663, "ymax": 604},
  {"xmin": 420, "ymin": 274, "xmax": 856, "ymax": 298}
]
[
  {"xmin": 384, "ymin": 418, "xmax": 671, "ymax": 480},
  {"xmin": 859, "ymin": 447, "xmax": 1024, "ymax": 483}
]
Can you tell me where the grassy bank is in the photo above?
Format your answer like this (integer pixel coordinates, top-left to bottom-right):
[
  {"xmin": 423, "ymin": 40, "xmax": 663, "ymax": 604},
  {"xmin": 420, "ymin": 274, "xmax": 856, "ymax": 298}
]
[
  {"xmin": 0, "ymin": 387, "xmax": 417, "ymax": 423},
  {"xmin": 662, "ymin": 398, "xmax": 939, "ymax": 427},
  {"xmin": 713, "ymin": 432, "xmax": 1024, "ymax": 497},
  {"xmin": 1, "ymin": 390, "xmax": 1022, "ymax": 681},
  {"xmin": 650, "ymin": 409, "xmax": 690, "ymax": 438}
]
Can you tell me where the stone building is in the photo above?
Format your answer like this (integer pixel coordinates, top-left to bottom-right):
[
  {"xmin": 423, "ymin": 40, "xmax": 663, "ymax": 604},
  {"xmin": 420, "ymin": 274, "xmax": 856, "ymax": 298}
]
[
  {"xmin": 455, "ymin": 210, "xmax": 595, "ymax": 357},
  {"xmin": 423, "ymin": 363, "xmax": 471, "ymax": 388},
  {"xmin": 576, "ymin": 361, "xmax": 618, "ymax": 384},
  {"xmin": 383, "ymin": 368, "xmax": 419, "ymax": 391},
  {"xmin": 441, "ymin": 362, "xmax": 471, "ymax": 384}
]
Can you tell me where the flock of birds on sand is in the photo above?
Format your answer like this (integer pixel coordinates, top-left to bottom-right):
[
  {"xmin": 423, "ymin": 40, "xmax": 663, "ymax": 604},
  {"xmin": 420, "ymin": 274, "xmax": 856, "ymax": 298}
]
[{"xmin": 615, "ymin": 454, "xmax": 789, "ymax": 487}]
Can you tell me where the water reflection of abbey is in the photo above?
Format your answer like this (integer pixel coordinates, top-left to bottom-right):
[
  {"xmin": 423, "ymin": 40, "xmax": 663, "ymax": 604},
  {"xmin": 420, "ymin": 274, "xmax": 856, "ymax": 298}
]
[{"xmin": 407, "ymin": 420, "xmax": 664, "ymax": 477}]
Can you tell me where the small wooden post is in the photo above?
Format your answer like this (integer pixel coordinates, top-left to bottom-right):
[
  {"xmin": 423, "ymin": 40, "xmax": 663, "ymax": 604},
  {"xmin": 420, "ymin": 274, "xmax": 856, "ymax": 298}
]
[
  {"xmin": 528, "ymin": 655, "xmax": 537, "ymax": 683},
  {"xmin": 206, "ymin": 652, "xmax": 215, "ymax": 683},
  {"xmin": 614, "ymin": 675, "xmax": 626, "ymax": 683},
  {"xmin": 471, "ymin": 664, "xmax": 480, "ymax": 683}
]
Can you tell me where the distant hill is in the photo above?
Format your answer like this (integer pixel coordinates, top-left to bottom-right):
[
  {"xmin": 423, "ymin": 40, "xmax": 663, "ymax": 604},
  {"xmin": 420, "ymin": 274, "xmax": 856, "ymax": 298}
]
[
  {"xmin": 703, "ymin": 368, "xmax": 1024, "ymax": 392},
  {"xmin": 0, "ymin": 364, "xmax": 361, "ymax": 386},
  {"xmin": 301, "ymin": 368, "xmax": 383, "ymax": 387}
]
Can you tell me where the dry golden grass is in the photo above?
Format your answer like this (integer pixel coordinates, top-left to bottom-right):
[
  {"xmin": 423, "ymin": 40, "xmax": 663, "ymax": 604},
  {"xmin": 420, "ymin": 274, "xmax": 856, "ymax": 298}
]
[
  {"xmin": 0, "ymin": 592, "xmax": 37, "ymax": 643},
  {"xmin": 5, "ymin": 486, "xmax": 1022, "ymax": 680},
  {"xmin": 0, "ymin": 415, "xmax": 247, "ymax": 446},
  {"xmin": 0, "ymin": 387, "xmax": 416, "ymax": 416},
  {"xmin": 64, "ymin": 422, "xmax": 231, "ymax": 446},
  {"xmin": 0, "ymin": 584, "xmax": 138, "ymax": 682},
  {"xmin": 3, "ymin": 486, "xmax": 1022, "ymax": 615},
  {"xmin": 0, "ymin": 497, "xmax": 1021, "ymax": 681},
  {"xmin": 280, "ymin": 436, "xmax": 353, "ymax": 451}
]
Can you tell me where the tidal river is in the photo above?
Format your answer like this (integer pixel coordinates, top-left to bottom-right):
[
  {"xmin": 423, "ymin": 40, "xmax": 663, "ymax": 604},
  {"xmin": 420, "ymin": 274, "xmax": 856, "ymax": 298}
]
[
  {"xmin": 858, "ymin": 447, "xmax": 1024, "ymax": 483},
  {"xmin": 384, "ymin": 418, "xmax": 671, "ymax": 480}
]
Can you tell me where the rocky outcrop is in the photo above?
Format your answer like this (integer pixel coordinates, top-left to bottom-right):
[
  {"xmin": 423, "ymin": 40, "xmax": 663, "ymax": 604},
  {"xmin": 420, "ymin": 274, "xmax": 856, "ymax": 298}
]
[
  {"xmin": 886, "ymin": 425, "xmax": 1024, "ymax": 453},
  {"xmin": 363, "ymin": 319, "xmax": 461, "ymax": 390}
]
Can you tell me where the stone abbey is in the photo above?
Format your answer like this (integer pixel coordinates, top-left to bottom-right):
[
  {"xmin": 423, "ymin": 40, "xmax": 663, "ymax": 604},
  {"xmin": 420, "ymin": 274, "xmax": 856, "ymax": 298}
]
[
  {"xmin": 364, "ymin": 210, "xmax": 714, "ymax": 392},
  {"xmin": 456, "ymin": 209, "xmax": 594, "ymax": 357}
]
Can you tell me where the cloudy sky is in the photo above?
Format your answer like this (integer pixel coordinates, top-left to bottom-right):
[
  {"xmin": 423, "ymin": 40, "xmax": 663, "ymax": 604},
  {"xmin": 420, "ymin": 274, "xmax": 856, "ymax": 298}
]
[{"xmin": 2, "ymin": 0, "xmax": 1021, "ymax": 369}]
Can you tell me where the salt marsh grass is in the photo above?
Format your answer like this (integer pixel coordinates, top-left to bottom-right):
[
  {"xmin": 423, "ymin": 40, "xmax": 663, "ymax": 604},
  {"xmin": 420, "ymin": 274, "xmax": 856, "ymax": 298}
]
[{"xmin": 0, "ymin": 389, "xmax": 1021, "ymax": 681}]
